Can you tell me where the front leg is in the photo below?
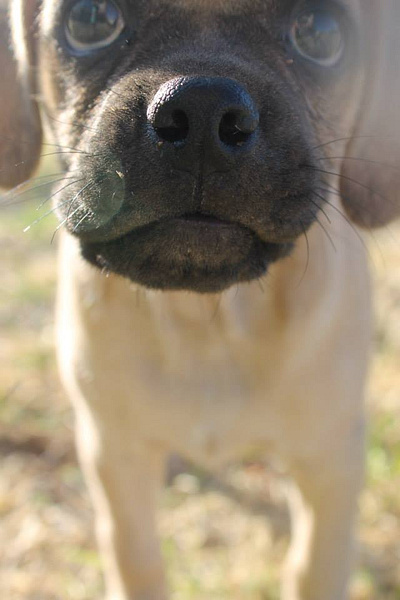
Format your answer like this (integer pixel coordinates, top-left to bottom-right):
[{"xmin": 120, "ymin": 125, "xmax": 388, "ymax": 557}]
[
  {"xmin": 282, "ymin": 419, "xmax": 365, "ymax": 600},
  {"xmin": 75, "ymin": 414, "xmax": 168, "ymax": 600}
]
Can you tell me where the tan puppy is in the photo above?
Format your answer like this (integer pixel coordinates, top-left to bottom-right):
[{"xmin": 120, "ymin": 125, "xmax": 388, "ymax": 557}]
[{"xmin": 1, "ymin": 1, "xmax": 400, "ymax": 599}]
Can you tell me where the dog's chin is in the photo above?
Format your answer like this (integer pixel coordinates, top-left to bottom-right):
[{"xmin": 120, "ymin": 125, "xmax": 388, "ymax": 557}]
[{"xmin": 80, "ymin": 215, "xmax": 292, "ymax": 293}]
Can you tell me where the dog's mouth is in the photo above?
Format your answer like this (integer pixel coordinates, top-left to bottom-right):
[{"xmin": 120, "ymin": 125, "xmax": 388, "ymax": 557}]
[
  {"xmin": 176, "ymin": 213, "xmax": 233, "ymax": 226},
  {"xmin": 80, "ymin": 212, "xmax": 291, "ymax": 293}
]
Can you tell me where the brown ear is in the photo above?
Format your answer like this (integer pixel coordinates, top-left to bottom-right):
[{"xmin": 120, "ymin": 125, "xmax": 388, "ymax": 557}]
[
  {"xmin": 340, "ymin": 1, "xmax": 400, "ymax": 228},
  {"xmin": 0, "ymin": 0, "xmax": 41, "ymax": 189}
]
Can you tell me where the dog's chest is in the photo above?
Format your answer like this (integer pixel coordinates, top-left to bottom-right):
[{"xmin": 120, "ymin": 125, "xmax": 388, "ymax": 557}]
[
  {"xmin": 138, "ymin": 291, "xmax": 285, "ymax": 445},
  {"xmin": 59, "ymin": 239, "xmax": 293, "ymax": 463},
  {"xmin": 111, "ymin": 289, "xmax": 282, "ymax": 456}
]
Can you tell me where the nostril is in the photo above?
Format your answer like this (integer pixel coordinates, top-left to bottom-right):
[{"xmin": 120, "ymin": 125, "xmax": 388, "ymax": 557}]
[
  {"xmin": 219, "ymin": 110, "xmax": 259, "ymax": 147},
  {"xmin": 154, "ymin": 109, "xmax": 189, "ymax": 144}
]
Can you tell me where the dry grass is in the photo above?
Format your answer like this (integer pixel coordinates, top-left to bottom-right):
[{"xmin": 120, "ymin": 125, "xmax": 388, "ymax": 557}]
[{"xmin": 1, "ymin": 187, "xmax": 400, "ymax": 599}]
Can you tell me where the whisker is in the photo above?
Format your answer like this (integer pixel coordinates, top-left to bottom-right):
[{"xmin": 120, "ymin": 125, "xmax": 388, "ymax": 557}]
[
  {"xmin": 21, "ymin": 177, "xmax": 86, "ymax": 231},
  {"xmin": 0, "ymin": 150, "xmax": 87, "ymax": 178},
  {"xmin": 315, "ymin": 186, "xmax": 385, "ymax": 255},
  {"xmin": 0, "ymin": 134, "xmax": 86, "ymax": 153},
  {"xmin": 309, "ymin": 196, "xmax": 331, "ymax": 224},
  {"xmin": 311, "ymin": 190, "xmax": 368, "ymax": 254},
  {"xmin": 39, "ymin": 149, "xmax": 87, "ymax": 159},
  {"xmin": 51, "ymin": 205, "xmax": 83, "ymax": 243},
  {"xmin": 1, "ymin": 171, "xmax": 66, "ymax": 197},
  {"xmin": 36, "ymin": 177, "xmax": 87, "ymax": 210},
  {"xmin": 47, "ymin": 179, "xmax": 97, "ymax": 242},
  {"xmin": 51, "ymin": 177, "xmax": 96, "ymax": 242},
  {"xmin": 46, "ymin": 114, "xmax": 100, "ymax": 134},
  {"xmin": 1, "ymin": 176, "xmax": 77, "ymax": 207},
  {"xmin": 317, "ymin": 179, "xmax": 385, "ymax": 212},
  {"xmin": 314, "ymin": 212, "xmax": 337, "ymax": 252},
  {"xmin": 72, "ymin": 210, "xmax": 92, "ymax": 233},
  {"xmin": 316, "ymin": 156, "xmax": 400, "ymax": 171},
  {"xmin": 66, "ymin": 179, "xmax": 96, "ymax": 220},
  {"xmin": 302, "ymin": 164, "xmax": 389, "ymax": 204},
  {"xmin": 296, "ymin": 220, "xmax": 310, "ymax": 288},
  {"xmin": 23, "ymin": 196, "xmax": 77, "ymax": 232},
  {"xmin": 312, "ymin": 135, "xmax": 396, "ymax": 152},
  {"xmin": 314, "ymin": 167, "xmax": 397, "ymax": 253},
  {"xmin": 315, "ymin": 185, "xmax": 341, "ymax": 197}
]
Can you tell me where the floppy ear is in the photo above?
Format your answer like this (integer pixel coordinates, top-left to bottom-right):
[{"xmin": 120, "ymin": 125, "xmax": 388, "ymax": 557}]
[
  {"xmin": 340, "ymin": 0, "xmax": 400, "ymax": 228},
  {"xmin": 0, "ymin": 0, "xmax": 42, "ymax": 189}
]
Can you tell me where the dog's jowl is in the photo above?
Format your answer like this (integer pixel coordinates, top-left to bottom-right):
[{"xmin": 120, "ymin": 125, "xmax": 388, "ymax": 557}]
[{"xmin": 2, "ymin": 0, "xmax": 400, "ymax": 598}]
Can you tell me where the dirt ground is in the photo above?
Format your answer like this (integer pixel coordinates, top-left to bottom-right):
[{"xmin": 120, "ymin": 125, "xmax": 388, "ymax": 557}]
[{"xmin": 1, "ymin": 188, "xmax": 400, "ymax": 599}]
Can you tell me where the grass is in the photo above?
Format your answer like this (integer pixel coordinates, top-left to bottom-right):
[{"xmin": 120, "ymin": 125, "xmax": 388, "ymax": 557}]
[{"xmin": 1, "ymin": 173, "xmax": 400, "ymax": 599}]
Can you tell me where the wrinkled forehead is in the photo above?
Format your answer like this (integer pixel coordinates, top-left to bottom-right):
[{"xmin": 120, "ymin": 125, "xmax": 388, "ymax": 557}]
[
  {"xmin": 148, "ymin": 0, "xmax": 365, "ymax": 34},
  {"xmin": 40, "ymin": 0, "xmax": 364, "ymax": 29},
  {"xmin": 153, "ymin": 0, "xmax": 361, "ymax": 16},
  {"xmin": 159, "ymin": 0, "xmax": 266, "ymax": 9}
]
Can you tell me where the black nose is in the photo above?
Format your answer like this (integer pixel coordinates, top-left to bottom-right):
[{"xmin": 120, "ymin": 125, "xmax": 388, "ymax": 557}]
[{"xmin": 147, "ymin": 77, "xmax": 259, "ymax": 172}]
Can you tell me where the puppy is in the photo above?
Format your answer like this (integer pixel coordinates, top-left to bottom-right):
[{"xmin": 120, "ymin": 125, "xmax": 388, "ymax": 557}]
[{"xmin": 2, "ymin": 0, "xmax": 400, "ymax": 598}]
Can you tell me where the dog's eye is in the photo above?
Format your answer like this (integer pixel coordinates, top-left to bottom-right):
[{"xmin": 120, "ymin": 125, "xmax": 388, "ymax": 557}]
[
  {"xmin": 65, "ymin": 0, "xmax": 125, "ymax": 52},
  {"xmin": 289, "ymin": 6, "xmax": 345, "ymax": 67}
]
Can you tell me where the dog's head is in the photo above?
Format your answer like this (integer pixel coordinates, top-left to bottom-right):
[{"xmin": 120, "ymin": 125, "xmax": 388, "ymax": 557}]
[{"xmin": 2, "ymin": 0, "xmax": 400, "ymax": 292}]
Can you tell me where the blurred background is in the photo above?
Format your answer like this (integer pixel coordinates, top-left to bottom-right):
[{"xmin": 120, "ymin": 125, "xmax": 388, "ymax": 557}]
[{"xmin": 1, "ymin": 158, "xmax": 400, "ymax": 599}]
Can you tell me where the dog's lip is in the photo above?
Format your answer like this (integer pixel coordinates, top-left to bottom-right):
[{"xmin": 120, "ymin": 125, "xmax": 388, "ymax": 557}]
[
  {"xmin": 72, "ymin": 203, "xmax": 313, "ymax": 246},
  {"xmin": 171, "ymin": 212, "xmax": 236, "ymax": 227},
  {"xmin": 73, "ymin": 211, "xmax": 243, "ymax": 243},
  {"xmin": 80, "ymin": 215, "xmax": 292, "ymax": 292}
]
